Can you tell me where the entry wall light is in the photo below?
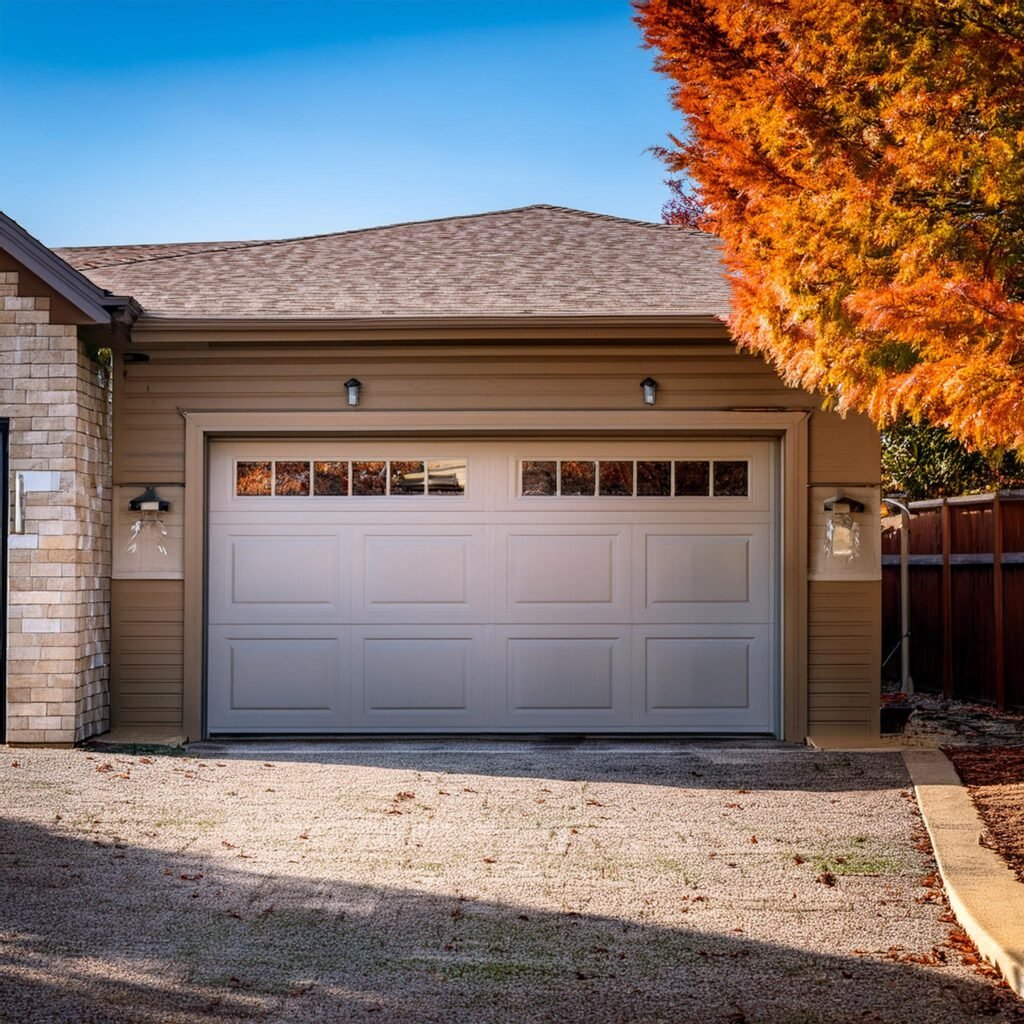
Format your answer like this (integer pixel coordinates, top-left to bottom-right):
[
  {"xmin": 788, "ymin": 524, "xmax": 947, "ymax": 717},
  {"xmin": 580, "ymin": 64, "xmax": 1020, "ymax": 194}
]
[
  {"xmin": 641, "ymin": 377, "xmax": 658, "ymax": 406},
  {"xmin": 127, "ymin": 485, "xmax": 170, "ymax": 512},
  {"xmin": 345, "ymin": 377, "xmax": 362, "ymax": 407},
  {"xmin": 822, "ymin": 491, "xmax": 865, "ymax": 561}
]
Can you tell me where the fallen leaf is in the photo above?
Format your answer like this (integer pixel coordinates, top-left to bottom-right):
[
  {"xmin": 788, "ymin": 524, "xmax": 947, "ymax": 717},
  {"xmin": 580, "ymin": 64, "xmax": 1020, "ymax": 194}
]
[
  {"xmin": 792, "ymin": 854, "xmax": 806, "ymax": 865},
  {"xmin": 483, "ymin": 857, "xmax": 496, "ymax": 864},
  {"xmin": 10, "ymin": 761, "xmax": 20, "ymax": 768},
  {"xmin": 818, "ymin": 871, "xmax": 837, "ymax": 887}
]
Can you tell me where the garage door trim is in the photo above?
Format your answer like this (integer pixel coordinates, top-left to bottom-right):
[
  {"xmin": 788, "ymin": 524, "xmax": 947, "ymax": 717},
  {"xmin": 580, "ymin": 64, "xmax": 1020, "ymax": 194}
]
[{"xmin": 179, "ymin": 409, "xmax": 809, "ymax": 741}]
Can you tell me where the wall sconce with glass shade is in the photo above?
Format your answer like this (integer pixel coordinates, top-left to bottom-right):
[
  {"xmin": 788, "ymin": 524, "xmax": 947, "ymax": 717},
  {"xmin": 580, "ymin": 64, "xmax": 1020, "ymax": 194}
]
[
  {"xmin": 126, "ymin": 485, "xmax": 170, "ymax": 559},
  {"xmin": 345, "ymin": 378, "xmax": 362, "ymax": 407},
  {"xmin": 127, "ymin": 485, "xmax": 170, "ymax": 512},
  {"xmin": 822, "ymin": 492, "xmax": 865, "ymax": 561},
  {"xmin": 641, "ymin": 377, "xmax": 658, "ymax": 406}
]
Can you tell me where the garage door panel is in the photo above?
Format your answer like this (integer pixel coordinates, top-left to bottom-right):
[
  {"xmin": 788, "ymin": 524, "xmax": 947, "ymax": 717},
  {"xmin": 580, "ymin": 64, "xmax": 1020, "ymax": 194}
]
[
  {"xmin": 208, "ymin": 527, "xmax": 347, "ymax": 624},
  {"xmin": 497, "ymin": 528, "xmax": 630, "ymax": 623},
  {"xmin": 634, "ymin": 525, "xmax": 772, "ymax": 623},
  {"xmin": 495, "ymin": 626, "xmax": 632, "ymax": 728},
  {"xmin": 206, "ymin": 439, "xmax": 778, "ymax": 734},
  {"xmin": 352, "ymin": 627, "xmax": 486, "ymax": 728},
  {"xmin": 351, "ymin": 529, "xmax": 487, "ymax": 623},
  {"xmin": 207, "ymin": 626, "xmax": 348, "ymax": 731},
  {"xmin": 634, "ymin": 624, "xmax": 773, "ymax": 730}
]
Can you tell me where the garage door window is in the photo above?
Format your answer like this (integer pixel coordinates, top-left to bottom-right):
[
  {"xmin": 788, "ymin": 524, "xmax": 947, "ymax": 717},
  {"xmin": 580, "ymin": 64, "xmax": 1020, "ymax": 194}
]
[
  {"xmin": 236, "ymin": 459, "xmax": 467, "ymax": 497},
  {"xmin": 520, "ymin": 459, "xmax": 748, "ymax": 498}
]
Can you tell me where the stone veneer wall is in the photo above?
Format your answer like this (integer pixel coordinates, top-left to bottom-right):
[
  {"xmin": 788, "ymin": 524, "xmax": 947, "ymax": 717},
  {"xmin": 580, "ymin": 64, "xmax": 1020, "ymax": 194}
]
[{"xmin": 2, "ymin": 270, "xmax": 112, "ymax": 743}]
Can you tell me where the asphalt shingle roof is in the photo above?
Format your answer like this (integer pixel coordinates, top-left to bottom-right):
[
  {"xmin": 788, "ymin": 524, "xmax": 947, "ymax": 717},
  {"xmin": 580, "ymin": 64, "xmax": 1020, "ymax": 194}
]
[{"xmin": 54, "ymin": 205, "xmax": 731, "ymax": 321}]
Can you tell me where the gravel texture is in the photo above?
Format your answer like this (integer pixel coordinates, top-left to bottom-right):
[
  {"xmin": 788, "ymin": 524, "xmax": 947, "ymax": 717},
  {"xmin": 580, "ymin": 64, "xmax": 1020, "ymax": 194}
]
[{"xmin": 1, "ymin": 740, "xmax": 1022, "ymax": 1024}]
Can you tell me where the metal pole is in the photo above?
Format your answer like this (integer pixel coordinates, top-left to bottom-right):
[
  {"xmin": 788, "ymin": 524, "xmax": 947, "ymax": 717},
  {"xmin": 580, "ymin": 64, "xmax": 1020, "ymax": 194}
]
[{"xmin": 884, "ymin": 497, "xmax": 913, "ymax": 695}]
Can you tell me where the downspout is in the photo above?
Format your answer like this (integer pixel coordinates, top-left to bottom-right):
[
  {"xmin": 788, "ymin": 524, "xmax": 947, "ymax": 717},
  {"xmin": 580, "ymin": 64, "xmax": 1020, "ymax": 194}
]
[{"xmin": 883, "ymin": 497, "xmax": 913, "ymax": 695}]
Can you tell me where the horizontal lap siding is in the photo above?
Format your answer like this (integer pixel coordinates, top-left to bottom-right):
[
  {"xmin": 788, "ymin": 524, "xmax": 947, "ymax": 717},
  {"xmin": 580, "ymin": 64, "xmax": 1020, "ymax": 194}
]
[
  {"xmin": 110, "ymin": 343, "xmax": 881, "ymax": 739},
  {"xmin": 807, "ymin": 581, "xmax": 881, "ymax": 741},
  {"xmin": 113, "ymin": 347, "xmax": 815, "ymax": 483},
  {"xmin": 110, "ymin": 580, "xmax": 184, "ymax": 726},
  {"xmin": 808, "ymin": 413, "xmax": 882, "ymax": 742}
]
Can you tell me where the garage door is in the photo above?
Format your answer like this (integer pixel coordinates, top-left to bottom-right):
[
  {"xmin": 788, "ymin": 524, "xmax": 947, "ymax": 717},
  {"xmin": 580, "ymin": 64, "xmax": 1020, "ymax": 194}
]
[{"xmin": 207, "ymin": 439, "xmax": 777, "ymax": 733}]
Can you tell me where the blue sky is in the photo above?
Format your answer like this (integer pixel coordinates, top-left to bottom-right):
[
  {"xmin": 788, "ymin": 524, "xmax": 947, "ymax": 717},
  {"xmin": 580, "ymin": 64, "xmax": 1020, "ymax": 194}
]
[{"xmin": 0, "ymin": 0, "xmax": 679, "ymax": 246}]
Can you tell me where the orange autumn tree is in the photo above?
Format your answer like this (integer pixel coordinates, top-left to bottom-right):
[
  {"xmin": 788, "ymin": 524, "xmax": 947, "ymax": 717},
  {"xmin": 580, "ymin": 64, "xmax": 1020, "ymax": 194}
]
[{"xmin": 636, "ymin": 0, "xmax": 1024, "ymax": 450}]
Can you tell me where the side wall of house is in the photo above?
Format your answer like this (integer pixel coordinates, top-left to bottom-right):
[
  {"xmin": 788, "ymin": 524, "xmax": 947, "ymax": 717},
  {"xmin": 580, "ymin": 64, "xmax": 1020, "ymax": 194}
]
[
  {"xmin": 1, "ymin": 266, "xmax": 112, "ymax": 744},
  {"xmin": 109, "ymin": 341, "xmax": 880, "ymax": 744}
]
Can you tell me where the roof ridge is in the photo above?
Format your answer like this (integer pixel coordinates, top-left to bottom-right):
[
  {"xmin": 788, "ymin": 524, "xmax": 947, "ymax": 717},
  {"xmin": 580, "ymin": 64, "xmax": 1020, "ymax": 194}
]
[{"xmin": 56, "ymin": 206, "xmax": 691, "ymax": 270}]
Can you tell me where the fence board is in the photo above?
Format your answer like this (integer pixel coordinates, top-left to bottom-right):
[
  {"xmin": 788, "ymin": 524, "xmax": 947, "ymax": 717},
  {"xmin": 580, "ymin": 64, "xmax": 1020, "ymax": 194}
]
[{"xmin": 882, "ymin": 493, "xmax": 1024, "ymax": 710}]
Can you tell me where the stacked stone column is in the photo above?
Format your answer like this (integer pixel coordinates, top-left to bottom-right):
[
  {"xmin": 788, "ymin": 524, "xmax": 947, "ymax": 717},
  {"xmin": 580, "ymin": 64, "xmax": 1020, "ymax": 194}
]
[{"xmin": 1, "ymin": 270, "xmax": 111, "ymax": 743}]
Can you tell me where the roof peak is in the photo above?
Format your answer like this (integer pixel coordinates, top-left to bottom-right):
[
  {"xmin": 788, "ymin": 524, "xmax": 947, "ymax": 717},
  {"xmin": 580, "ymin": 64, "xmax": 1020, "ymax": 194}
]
[{"xmin": 55, "ymin": 205, "xmax": 684, "ymax": 270}]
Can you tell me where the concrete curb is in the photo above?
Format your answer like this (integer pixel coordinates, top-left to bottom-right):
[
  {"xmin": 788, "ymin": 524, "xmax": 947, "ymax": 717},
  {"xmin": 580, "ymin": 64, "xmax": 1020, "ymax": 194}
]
[{"xmin": 903, "ymin": 749, "xmax": 1024, "ymax": 996}]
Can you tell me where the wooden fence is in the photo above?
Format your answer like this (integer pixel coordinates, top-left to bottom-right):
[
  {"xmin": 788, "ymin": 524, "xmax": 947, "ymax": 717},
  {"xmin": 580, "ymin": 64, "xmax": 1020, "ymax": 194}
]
[{"xmin": 881, "ymin": 492, "xmax": 1024, "ymax": 709}]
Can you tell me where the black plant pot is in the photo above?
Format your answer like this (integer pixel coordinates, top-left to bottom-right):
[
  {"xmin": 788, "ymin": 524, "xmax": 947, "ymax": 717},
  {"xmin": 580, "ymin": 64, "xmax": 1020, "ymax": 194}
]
[{"xmin": 880, "ymin": 705, "xmax": 914, "ymax": 734}]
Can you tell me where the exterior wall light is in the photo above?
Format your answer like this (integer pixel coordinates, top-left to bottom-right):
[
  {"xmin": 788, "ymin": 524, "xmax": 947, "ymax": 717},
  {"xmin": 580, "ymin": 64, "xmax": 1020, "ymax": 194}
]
[
  {"xmin": 641, "ymin": 377, "xmax": 658, "ymax": 406},
  {"xmin": 823, "ymin": 492, "xmax": 865, "ymax": 561},
  {"xmin": 345, "ymin": 377, "xmax": 362, "ymax": 407},
  {"xmin": 128, "ymin": 485, "xmax": 170, "ymax": 512}
]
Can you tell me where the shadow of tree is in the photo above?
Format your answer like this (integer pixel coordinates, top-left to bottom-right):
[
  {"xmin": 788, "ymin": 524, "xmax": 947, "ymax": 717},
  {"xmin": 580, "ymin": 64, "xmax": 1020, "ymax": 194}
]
[
  {"xmin": 185, "ymin": 741, "xmax": 908, "ymax": 793},
  {"xmin": 1, "ymin": 816, "xmax": 1021, "ymax": 1024}
]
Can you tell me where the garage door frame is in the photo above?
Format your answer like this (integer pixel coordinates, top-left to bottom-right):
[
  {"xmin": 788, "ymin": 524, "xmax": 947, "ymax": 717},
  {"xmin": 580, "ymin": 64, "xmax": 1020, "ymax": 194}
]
[{"xmin": 181, "ymin": 409, "xmax": 809, "ymax": 741}]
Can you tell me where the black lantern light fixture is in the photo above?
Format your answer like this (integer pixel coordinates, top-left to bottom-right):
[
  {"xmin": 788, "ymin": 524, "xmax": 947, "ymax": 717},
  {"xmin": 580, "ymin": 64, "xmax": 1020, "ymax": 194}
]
[
  {"xmin": 128, "ymin": 485, "xmax": 170, "ymax": 513},
  {"xmin": 641, "ymin": 377, "xmax": 658, "ymax": 406},
  {"xmin": 345, "ymin": 377, "xmax": 362, "ymax": 407}
]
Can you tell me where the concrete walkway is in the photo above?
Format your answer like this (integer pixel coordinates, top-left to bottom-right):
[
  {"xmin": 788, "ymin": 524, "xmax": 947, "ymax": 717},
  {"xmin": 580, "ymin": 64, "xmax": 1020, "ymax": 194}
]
[
  {"xmin": 905, "ymin": 749, "xmax": 1024, "ymax": 997},
  {"xmin": 2, "ymin": 743, "xmax": 1022, "ymax": 1023}
]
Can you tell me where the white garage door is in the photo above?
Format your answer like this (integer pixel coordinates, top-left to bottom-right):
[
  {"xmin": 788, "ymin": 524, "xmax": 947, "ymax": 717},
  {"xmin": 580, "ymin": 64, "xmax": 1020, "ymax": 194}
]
[{"xmin": 207, "ymin": 439, "xmax": 777, "ymax": 733}]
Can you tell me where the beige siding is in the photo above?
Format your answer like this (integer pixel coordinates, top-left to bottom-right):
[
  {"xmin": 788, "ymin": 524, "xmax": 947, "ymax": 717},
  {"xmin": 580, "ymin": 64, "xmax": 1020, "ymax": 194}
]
[
  {"xmin": 109, "ymin": 339, "xmax": 880, "ymax": 740},
  {"xmin": 809, "ymin": 409, "xmax": 880, "ymax": 485},
  {"xmin": 806, "ymin": 581, "xmax": 882, "ymax": 744},
  {"xmin": 110, "ymin": 580, "xmax": 183, "ymax": 726},
  {"xmin": 113, "ymin": 345, "xmax": 816, "ymax": 483},
  {"xmin": 806, "ymin": 410, "xmax": 881, "ymax": 744}
]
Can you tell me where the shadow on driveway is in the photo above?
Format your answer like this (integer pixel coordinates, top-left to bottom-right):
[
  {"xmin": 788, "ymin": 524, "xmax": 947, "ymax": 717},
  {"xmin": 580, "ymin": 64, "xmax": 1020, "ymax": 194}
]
[
  {"xmin": 186, "ymin": 738, "xmax": 904, "ymax": 793},
  {"xmin": 1, "ymin": 815, "xmax": 1021, "ymax": 1024}
]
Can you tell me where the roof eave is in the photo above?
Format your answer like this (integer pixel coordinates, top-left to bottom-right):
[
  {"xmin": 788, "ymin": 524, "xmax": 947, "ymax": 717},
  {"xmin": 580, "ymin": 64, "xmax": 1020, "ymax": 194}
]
[
  {"xmin": 0, "ymin": 212, "xmax": 138, "ymax": 326},
  {"xmin": 129, "ymin": 313, "xmax": 733, "ymax": 344}
]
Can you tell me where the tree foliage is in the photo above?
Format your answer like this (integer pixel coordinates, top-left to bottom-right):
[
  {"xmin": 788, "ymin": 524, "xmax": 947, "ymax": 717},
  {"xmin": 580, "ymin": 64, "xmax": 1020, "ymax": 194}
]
[
  {"xmin": 636, "ymin": 0, "xmax": 1024, "ymax": 451},
  {"xmin": 882, "ymin": 422, "xmax": 1024, "ymax": 500}
]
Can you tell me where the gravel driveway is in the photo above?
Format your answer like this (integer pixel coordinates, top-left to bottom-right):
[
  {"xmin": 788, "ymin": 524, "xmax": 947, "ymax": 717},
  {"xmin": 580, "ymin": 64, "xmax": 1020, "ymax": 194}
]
[{"xmin": 1, "ymin": 740, "xmax": 1021, "ymax": 1024}]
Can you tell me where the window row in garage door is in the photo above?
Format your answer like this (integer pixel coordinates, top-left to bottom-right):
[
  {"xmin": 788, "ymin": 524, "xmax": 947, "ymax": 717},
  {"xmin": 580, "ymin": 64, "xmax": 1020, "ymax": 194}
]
[{"xmin": 207, "ymin": 439, "xmax": 778, "ymax": 734}]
